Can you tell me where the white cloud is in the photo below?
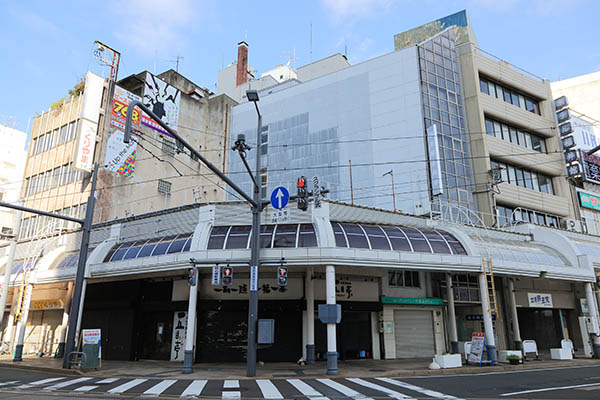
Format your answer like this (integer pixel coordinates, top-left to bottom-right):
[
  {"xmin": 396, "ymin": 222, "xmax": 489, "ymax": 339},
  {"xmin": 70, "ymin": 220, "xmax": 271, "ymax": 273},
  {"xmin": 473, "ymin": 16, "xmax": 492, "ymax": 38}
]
[
  {"xmin": 321, "ymin": 0, "xmax": 393, "ymax": 19},
  {"xmin": 112, "ymin": 0, "xmax": 198, "ymax": 55}
]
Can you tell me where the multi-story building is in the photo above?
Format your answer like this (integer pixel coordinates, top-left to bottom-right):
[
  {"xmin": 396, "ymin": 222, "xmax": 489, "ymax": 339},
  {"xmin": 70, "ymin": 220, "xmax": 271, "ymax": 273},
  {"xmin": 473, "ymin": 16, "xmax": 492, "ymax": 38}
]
[{"xmin": 0, "ymin": 125, "xmax": 27, "ymax": 242}]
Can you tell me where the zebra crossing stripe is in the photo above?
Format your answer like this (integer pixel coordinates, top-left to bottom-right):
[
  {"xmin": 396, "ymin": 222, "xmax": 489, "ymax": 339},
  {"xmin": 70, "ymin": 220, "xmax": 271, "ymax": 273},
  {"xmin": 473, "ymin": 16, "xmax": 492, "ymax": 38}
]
[
  {"xmin": 375, "ymin": 377, "xmax": 462, "ymax": 400},
  {"xmin": 317, "ymin": 378, "xmax": 375, "ymax": 400},
  {"xmin": 222, "ymin": 391, "xmax": 241, "ymax": 399},
  {"xmin": 286, "ymin": 379, "xmax": 330, "ymax": 400},
  {"xmin": 74, "ymin": 386, "xmax": 99, "ymax": 392},
  {"xmin": 0, "ymin": 381, "xmax": 19, "ymax": 387},
  {"xmin": 224, "ymin": 380, "xmax": 239, "ymax": 388},
  {"xmin": 144, "ymin": 379, "xmax": 177, "ymax": 395},
  {"xmin": 44, "ymin": 377, "xmax": 93, "ymax": 390},
  {"xmin": 107, "ymin": 378, "xmax": 148, "ymax": 394},
  {"xmin": 181, "ymin": 379, "xmax": 207, "ymax": 397},
  {"xmin": 347, "ymin": 378, "xmax": 414, "ymax": 399},
  {"xmin": 20, "ymin": 377, "xmax": 64, "ymax": 388},
  {"xmin": 96, "ymin": 378, "xmax": 119, "ymax": 384},
  {"xmin": 257, "ymin": 379, "xmax": 284, "ymax": 399}
]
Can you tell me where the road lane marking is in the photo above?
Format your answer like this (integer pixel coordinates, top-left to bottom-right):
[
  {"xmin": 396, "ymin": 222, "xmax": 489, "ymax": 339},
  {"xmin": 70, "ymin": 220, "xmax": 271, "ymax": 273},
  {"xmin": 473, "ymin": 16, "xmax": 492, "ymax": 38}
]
[
  {"xmin": 347, "ymin": 378, "xmax": 413, "ymax": 399},
  {"xmin": 181, "ymin": 380, "xmax": 207, "ymax": 397},
  {"xmin": 224, "ymin": 380, "xmax": 239, "ymax": 388},
  {"xmin": 74, "ymin": 385, "xmax": 99, "ymax": 392},
  {"xmin": 0, "ymin": 381, "xmax": 19, "ymax": 387},
  {"xmin": 44, "ymin": 377, "xmax": 93, "ymax": 391},
  {"xmin": 16, "ymin": 377, "xmax": 64, "ymax": 389},
  {"xmin": 143, "ymin": 379, "xmax": 177, "ymax": 395},
  {"xmin": 409, "ymin": 364, "xmax": 600, "ymax": 378},
  {"xmin": 500, "ymin": 382, "xmax": 600, "ymax": 396},
  {"xmin": 107, "ymin": 378, "xmax": 148, "ymax": 394},
  {"xmin": 96, "ymin": 378, "xmax": 119, "ymax": 384},
  {"xmin": 257, "ymin": 379, "xmax": 284, "ymax": 399},
  {"xmin": 317, "ymin": 378, "xmax": 375, "ymax": 400},
  {"xmin": 287, "ymin": 379, "xmax": 329, "ymax": 400},
  {"xmin": 376, "ymin": 377, "xmax": 461, "ymax": 399}
]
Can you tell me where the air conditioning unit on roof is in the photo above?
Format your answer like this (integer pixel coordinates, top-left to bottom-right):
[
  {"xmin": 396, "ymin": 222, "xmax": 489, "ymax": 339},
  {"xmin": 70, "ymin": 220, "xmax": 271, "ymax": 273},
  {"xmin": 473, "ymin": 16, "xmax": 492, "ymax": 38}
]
[{"xmin": 564, "ymin": 218, "xmax": 583, "ymax": 233}]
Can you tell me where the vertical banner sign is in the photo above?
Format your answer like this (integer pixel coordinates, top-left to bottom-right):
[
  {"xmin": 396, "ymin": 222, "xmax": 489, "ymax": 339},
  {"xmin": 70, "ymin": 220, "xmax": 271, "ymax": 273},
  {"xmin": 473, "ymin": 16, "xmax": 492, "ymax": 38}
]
[
  {"xmin": 250, "ymin": 266, "xmax": 258, "ymax": 292},
  {"xmin": 104, "ymin": 86, "xmax": 141, "ymax": 177},
  {"xmin": 171, "ymin": 311, "xmax": 187, "ymax": 361},
  {"xmin": 426, "ymin": 125, "xmax": 443, "ymax": 196},
  {"xmin": 142, "ymin": 73, "xmax": 180, "ymax": 136},
  {"xmin": 74, "ymin": 72, "xmax": 104, "ymax": 172},
  {"xmin": 211, "ymin": 265, "xmax": 221, "ymax": 286}
]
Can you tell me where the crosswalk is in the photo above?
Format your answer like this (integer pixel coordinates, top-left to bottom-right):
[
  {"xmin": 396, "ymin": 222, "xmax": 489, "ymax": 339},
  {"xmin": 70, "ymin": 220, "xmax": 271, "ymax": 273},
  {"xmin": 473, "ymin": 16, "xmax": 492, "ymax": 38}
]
[{"xmin": 0, "ymin": 375, "xmax": 461, "ymax": 399}]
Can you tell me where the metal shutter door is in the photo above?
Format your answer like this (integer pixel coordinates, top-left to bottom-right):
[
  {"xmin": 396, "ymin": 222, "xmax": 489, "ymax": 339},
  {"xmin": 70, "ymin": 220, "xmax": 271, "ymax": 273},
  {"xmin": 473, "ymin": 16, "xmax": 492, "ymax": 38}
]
[{"xmin": 393, "ymin": 310, "xmax": 435, "ymax": 358}]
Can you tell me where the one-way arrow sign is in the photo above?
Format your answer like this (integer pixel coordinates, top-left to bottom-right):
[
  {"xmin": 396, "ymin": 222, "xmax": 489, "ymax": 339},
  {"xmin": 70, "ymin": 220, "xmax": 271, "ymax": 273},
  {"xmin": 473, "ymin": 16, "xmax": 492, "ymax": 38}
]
[{"xmin": 270, "ymin": 186, "xmax": 289, "ymax": 210}]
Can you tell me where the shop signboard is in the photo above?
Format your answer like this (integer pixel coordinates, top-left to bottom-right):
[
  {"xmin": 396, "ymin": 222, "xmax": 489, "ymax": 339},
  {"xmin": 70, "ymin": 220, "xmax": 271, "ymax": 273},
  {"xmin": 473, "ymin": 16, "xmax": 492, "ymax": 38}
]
[
  {"xmin": 142, "ymin": 73, "xmax": 180, "ymax": 136},
  {"xmin": 581, "ymin": 298, "xmax": 590, "ymax": 316},
  {"xmin": 31, "ymin": 299, "xmax": 64, "ymax": 310},
  {"xmin": 579, "ymin": 191, "xmax": 600, "ymax": 212},
  {"xmin": 381, "ymin": 296, "xmax": 444, "ymax": 306},
  {"xmin": 528, "ymin": 293, "xmax": 553, "ymax": 308},
  {"xmin": 581, "ymin": 151, "xmax": 600, "ymax": 185},
  {"xmin": 199, "ymin": 277, "xmax": 302, "ymax": 300},
  {"xmin": 171, "ymin": 311, "xmax": 187, "ymax": 362},
  {"xmin": 82, "ymin": 328, "xmax": 101, "ymax": 360},
  {"xmin": 316, "ymin": 278, "xmax": 379, "ymax": 302},
  {"xmin": 468, "ymin": 332, "xmax": 485, "ymax": 364}
]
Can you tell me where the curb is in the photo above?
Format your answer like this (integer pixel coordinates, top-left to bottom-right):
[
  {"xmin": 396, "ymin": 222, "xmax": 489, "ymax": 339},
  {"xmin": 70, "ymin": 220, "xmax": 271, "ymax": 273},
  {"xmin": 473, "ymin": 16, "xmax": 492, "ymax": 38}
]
[{"xmin": 0, "ymin": 362, "xmax": 83, "ymax": 376}]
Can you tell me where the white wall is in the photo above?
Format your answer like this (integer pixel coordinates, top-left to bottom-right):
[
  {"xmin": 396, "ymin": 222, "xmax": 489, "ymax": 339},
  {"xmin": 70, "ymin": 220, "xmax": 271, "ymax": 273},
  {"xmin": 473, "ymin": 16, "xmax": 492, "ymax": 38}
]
[{"xmin": 0, "ymin": 125, "xmax": 27, "ymax": 239}]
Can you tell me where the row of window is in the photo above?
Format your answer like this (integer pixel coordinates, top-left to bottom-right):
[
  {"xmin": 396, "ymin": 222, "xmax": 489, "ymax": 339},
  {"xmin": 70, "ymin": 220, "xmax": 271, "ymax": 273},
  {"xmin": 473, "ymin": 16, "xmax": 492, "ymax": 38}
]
[
  {"xmin": 485, "ymin": 117, "xmax": 546, "ymax": 153},
  {"xmin": 208, "ymin": 224, "xmax": 318, "ymax": 250},
  {"xmin": 479, "ymin": 77, "xmax": 539, "ymax": 115},
  {"xmin": 32, "ymin": 120, "xmax": 79, "ymax": 155},
  {"xmin": 388, "ymin": 270, "xmax": 420, "ymax": 288},
  {"xmin": 19, "ymin": 204, "xmax": 87, "ymax": 239},
  {"xmin": 331, "ymin": 222, "xmax": 467, "ymax": 255},
  {"xmin": 25, "ymin": 163, "xmax": 85, "ymax": 197},
  {"xmin": 496, "ymin": 205, "xmax": 559, "ymax": 228},
  {"xmin": 439, "ymin": 273, "xmax": 481, "ymax": 303},
  {"xmin": 490, "ymin": 159, "xmax": 555, "ymax": 195},
  {"xmin": 105, "ymin": 234, "xmax": 193, "ymax": 262}
]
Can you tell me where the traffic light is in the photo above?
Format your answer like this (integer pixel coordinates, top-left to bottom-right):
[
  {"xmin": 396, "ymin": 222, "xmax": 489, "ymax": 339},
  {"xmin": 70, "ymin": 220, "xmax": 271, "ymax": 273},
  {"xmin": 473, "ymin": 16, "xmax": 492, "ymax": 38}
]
[
  {"xmin": 277, "ymin": 265, "xmax": 288, "ymax": 287},
  {"xmin": 222, "ymin": 265, "xmax": 233, "ymax": 286},
  {"xmin": 187, "ymin": 267, "xmax": 197, "ymax": 286},
  {"xmin": 297, "ymin": 176, "xmax": 308, "ymax": 211}
]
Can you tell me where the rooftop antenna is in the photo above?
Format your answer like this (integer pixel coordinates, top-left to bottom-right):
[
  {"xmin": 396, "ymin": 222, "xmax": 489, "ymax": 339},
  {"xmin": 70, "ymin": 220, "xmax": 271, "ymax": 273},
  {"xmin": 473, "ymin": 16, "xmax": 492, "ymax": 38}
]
[
  {"xmin": 310, "ymin": 22, "xmax": 313, "ymax": 64},
  {"xmin": 344, "ymin": 44, "xmax": 348, "ymax": 58},
  {"xmin": 167, "ymin": 55, "xmax": 184, "ymax": 72},
  {"xmin": 93, "ymin": 40, "xmax": 120, "ymax": 81}
]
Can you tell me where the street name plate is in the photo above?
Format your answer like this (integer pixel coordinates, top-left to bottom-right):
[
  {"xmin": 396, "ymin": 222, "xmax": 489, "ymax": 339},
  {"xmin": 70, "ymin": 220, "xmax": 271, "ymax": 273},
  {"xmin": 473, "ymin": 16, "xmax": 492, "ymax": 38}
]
[
  {"xmin": 250, "ymin": 265, "xmax": 258, "ymax": 292},
  {"xmin": 211, "ymin": 265, "xmax": 220, "ymax": 286}
]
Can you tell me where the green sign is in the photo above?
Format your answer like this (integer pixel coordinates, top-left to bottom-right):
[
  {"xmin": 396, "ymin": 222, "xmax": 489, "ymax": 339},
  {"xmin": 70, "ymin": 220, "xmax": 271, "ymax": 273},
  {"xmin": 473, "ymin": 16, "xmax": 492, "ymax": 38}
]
[
  {"xmin": 381, "ymin": 296, "xmax": 444, "ymax": 306},
  {"xmin": 580, "ymin": 191, "xmax": 600, "ymax": 211}
]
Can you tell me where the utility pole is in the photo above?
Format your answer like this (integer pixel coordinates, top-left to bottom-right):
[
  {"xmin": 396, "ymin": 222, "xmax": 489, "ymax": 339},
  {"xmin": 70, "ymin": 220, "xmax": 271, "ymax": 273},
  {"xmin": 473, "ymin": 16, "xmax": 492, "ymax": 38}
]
[
  {"xmin": 123, "ymin": 91, "xmax": 263, "ymax": 376},
  {"xmin": 383, "ymin": 169, "xmax": 397, "ymax": 212}
]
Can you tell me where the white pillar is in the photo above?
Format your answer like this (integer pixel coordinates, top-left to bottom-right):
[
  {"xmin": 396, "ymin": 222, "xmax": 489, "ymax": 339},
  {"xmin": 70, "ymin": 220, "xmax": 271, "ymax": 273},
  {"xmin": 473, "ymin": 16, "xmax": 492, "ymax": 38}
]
[
  {"xmin": 446, "ymin": 273, "xmax": 458, "ymax": 353},
  {"xmin": 0, "ymin": 203, "xmax": 23, "ymax": 328},
  {"xmin": 585, "ymin": 282, "xmax": 600, "ymax": 358},
  {"xmin": 370, "ymin": 311, "xmax": 381, "ymax": 360},
  {"xmin": 74, "ymin": 279, "xmax": 87, "ymax": 347},
  {"xmin": 478, "ymin": 272, "xmax": 497, "ymax": 362},
  {"xmin": 183, "ymin": 282, "xmax": 197, "ymax": 373},
  {"xmin": 56, "ymin": 281, "xmax": 74, "ymax": 357},
  {"xmin": 507, "ymin": 279, "xmax": 522, "ymax": 350},
  {"xmin": 13, "ymin": 283, "xmax": 33, "ymax": 361},
  {"xmin": 325, "ymin": 265, "xmax": 338, "ymax": 375},
  {"xmin": 305, "ymin": 267, "xmax": 315, "ymax": 364}
]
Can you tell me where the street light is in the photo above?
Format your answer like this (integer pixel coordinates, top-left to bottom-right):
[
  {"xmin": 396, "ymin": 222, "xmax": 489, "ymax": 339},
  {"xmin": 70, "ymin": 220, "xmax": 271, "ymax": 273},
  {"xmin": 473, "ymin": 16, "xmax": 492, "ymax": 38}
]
[
  {"xmin": 383, "ymin": 169, "xmax": 397, "ymax": 212},
  {"xmin": 244, "ymin": 89, "xmax": 262, "ymax": 377}
]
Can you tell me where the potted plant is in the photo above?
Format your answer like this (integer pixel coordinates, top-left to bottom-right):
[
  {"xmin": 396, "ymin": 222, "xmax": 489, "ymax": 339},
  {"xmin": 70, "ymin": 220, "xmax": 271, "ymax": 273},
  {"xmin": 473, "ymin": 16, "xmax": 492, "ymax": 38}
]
[{"xmin": 506, "ymin": 355, "xmax": 521, "ymax": 365}]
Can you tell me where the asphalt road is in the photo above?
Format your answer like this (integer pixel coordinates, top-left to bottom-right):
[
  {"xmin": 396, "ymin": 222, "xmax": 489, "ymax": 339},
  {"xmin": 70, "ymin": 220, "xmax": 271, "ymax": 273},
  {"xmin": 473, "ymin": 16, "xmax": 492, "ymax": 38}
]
[{"xmin": 0, "ymin": 364, "xmax": 599, "ymax": 398}]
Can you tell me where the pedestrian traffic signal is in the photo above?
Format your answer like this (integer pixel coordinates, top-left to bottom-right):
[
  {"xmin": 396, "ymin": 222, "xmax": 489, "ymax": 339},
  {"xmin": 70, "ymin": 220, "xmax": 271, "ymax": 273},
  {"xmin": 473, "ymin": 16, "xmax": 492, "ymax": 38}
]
[
  {"xmin": 277, "ymin": 266, "xmax": 288, "ymax": 287},
  {"xmin": 187, "ymin": 267, "xmax": 197, "ymax": 286},
  {"xmin": 297, "ymin": 176, "xmax": 308, "ymax": 211},
  {"xmin": 222, "ymin": 265, "xmax": 233, "ymax": 286}
]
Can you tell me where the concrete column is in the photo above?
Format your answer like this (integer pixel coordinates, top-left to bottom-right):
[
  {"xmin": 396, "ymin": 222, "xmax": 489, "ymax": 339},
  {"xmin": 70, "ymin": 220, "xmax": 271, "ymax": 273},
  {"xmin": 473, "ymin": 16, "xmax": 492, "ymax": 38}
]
[
  {"xmin": 478, "ymin": 273, "xmax": 497, "ymax": 362},
  {"xmin": 585, "ymin": 282, "xmax": 600, "ymax": 358},
  {"xmin": 507, "ymin": 279, "xmax": 522, "ymax": 350},
  {"xmin": 445, "ymin": 273, "xmax": 458, "ymax": 353},
  {"xmin": 6, "ymin": 290, "xmax": 19, "ymax": 352},
  {"xmin": 56, "ymin": 281, "xmax": 74, "ymax": 358},
  {"xmin": 305, "ymin": 267, "xmax": 315, "ymax": 364},
  {"xmin": 370, "ymin": 311, "xmax": 381, "ymax": 360},
  {"xmin": 74, "ymin": 279, "xmax": 87, "ymax": 348},
  {"xmin": 13, "ymin": 283, "xmax": 33, "ymax": 361},
  {"xmin": 183, "ymin": 282, "xmax": 198, "ymax": 373},
  {"xmin": 325, "ymin": 265, "xmax": 338, "ymax": 375}
]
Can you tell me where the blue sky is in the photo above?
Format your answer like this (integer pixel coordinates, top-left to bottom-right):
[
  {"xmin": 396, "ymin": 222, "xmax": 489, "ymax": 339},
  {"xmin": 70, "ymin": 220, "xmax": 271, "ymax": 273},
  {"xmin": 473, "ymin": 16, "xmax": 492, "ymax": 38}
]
[{"xmin": 1, "ymin": 0, "xmax": 599, "ymax": 137}]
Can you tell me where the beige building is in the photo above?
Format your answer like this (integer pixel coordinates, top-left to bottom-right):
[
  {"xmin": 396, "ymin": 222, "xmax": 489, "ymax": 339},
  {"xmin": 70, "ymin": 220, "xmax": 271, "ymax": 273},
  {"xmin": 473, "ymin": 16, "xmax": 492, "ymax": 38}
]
[{"xmin": 552, "ymin": 70, "xmax": 600, "ymax": 122}]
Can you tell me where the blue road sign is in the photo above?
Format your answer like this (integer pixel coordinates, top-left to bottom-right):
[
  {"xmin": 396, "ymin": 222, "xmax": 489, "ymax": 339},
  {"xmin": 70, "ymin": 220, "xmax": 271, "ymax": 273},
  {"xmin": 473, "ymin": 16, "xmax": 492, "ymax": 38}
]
[{"xmin": 270, "ymin": 186, "xmax": 290, "ymax": 210}]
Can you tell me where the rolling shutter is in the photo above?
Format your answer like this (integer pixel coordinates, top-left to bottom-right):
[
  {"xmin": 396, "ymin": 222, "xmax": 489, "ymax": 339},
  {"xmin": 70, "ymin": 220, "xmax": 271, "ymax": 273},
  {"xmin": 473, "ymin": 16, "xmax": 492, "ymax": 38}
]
[{"xmin": 393, "ymin": 309, "xmax": 435, "ymax": 358}]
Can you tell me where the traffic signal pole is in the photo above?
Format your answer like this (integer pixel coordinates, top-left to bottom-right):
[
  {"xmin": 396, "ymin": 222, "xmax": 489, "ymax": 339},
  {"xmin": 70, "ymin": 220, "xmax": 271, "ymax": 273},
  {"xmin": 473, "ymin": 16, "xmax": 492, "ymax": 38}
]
[{"xmin": 183, "ymin": 268, "xmax": 197, "ymax": 374}]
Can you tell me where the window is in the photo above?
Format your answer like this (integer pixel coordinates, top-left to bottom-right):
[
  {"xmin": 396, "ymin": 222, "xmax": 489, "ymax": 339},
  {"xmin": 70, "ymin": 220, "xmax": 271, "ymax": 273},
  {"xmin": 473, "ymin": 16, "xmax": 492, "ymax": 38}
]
[
  {"xmin": 157, "ymin": 179, "xmax": 171, "ymax": 195},
  {"xmin": 480, "ymin": 76, "xmax": 540, "ymax": 115},
  {"xmin": 162, "ymin": 138, "xmax": 176, "ymax": 155},
  {"xmin": 493, "ymin": 158, "xmax": 554, "ymax": 194},
  {"xmin": 388, "ymin": 270, "xmax": 420, "ymax": 288},
  {"xmin": 496, "ymin": 204, "xmax": 560, "ymax": 228}
]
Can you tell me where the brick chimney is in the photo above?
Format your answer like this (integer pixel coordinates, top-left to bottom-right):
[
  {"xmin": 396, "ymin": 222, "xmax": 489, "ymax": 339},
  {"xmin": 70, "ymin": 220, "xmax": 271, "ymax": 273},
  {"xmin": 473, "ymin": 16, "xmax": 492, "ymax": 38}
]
[{"xmin": 236, "ymin": 41, "xmax": 248, "ymax": 86}]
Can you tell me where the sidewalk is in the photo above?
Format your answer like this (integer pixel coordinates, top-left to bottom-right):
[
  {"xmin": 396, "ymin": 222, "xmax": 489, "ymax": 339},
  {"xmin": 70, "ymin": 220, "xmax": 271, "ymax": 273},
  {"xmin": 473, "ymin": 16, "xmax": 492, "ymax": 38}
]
[{"xmin": 1, "ymin": 354, "xmax": 599, "ymax": 380}]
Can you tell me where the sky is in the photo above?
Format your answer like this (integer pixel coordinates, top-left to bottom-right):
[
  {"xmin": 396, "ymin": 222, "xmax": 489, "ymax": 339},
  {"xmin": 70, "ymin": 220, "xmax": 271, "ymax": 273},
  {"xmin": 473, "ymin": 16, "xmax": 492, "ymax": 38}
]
[{"xmin": 1, "ymin": 0, "xmax": 599, "ymax": 138}]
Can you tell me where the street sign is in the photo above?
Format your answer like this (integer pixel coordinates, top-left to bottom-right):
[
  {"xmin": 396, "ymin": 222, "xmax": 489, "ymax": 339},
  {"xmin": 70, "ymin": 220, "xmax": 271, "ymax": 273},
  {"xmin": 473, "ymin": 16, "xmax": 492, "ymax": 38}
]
[
  {"xmin": 211, "ymin": 265, "xmax": 220, "ymax": 286},
  {"xmin": 270, "ymin": 209, "xmax": 290, "ymax": 223},
  {"xmin": 468, "ymin": 332, "xmax": 485, "ymax": 364},
  {"xmin": 270, "ymin": 186, "xmax": 289, "ymax": 210},
  {"xmin": 250, "ymin": 265, "xmax": 258, "ymax": 291},
  {"xmin": 313, "ymin": 176, "xmax": 321, "ymax": 208}
]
